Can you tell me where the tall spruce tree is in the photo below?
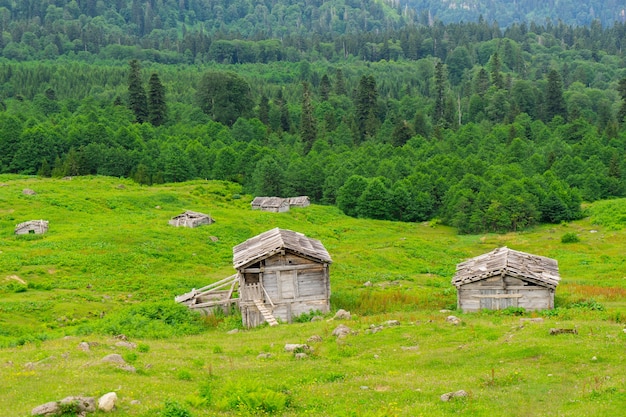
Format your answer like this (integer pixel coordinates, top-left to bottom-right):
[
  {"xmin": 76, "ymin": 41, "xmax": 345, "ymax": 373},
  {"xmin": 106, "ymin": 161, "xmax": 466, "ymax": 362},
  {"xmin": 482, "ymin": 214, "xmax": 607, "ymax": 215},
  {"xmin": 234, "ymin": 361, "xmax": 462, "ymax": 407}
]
[
  {"xmin": 147, "ymin": 72, "xmax": 166, "ymax": 126},
  {"xmin": 127, "ymin": 59, "xmax": 148, "ymax": 123},
  {"xmin": 545, "ymin": 69, "xmax": 567, "ymax": 122},
  {"xmin": 355, "ymin": 75, "xmax": 379, "ymax": 142},
  {"xmin": 300, "ymin": 82, "xmax": 317, "ymax": 153},
  {"xmin": 617, "ymin": 77, "xmax": 626, "ymax": 124}
]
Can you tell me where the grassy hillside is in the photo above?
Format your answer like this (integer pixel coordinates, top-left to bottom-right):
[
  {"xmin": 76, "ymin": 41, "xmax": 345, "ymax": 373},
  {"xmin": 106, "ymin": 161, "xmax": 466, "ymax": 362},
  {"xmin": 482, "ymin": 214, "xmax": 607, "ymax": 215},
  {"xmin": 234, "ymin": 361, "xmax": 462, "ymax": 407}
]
[{"xmin": 1, "ymin": 175, "xmax": 626, "ymax": 416}]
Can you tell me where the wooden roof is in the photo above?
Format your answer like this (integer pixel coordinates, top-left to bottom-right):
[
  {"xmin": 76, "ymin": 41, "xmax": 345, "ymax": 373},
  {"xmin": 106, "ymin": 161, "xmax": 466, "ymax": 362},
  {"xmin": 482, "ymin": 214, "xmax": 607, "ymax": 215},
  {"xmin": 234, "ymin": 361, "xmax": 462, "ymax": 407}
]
[
  {"xmin": 171, "ymin": 210, "xmax": 211, "ymax": 220},
  {"xmin": 452, "ymin": 247, "xmax": 560, "ymax": 289},
  {"xmin": 233, "ymin": 227, "xmax": 332, "ymax": 269},
  {"xmin": 251, "ymin": 197, "xmax": 288, "ymax": 208}
]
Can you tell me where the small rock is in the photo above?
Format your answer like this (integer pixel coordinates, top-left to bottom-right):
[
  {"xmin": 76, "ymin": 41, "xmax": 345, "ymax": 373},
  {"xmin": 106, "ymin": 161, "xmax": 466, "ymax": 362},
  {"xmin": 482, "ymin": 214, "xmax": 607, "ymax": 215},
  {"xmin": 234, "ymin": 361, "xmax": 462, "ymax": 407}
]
[
  {"xmin": 119, "ymin": 364, "xmax": 137, "ymax": 372},
  {"xmin": 520, "ymin": 318, "xmax": 544, "ymax": 323},
  {"xmin": 60, "ymin": 396, "xmax": 96, "ymax": 414},
  {"xmin": 284, "ymin": 344, "xmax": 310, "ymax": 353},
  {"xmin": 114, "ymin": 334, "xmax": 128, "ymax": 341},
  {"xmin": 332, "ymin": 324, "xmax": 352, "ymax": 337},
  {"xmin": 294, "ymin": 352, "xmax": 308, "ymax": 359},
  {"xmin": 446, "ymin": 315, "xmax": 461, "ymax": 325},
  {"xmin": 22, "ymin": 188, "xmax": 36, "ymax": 195},
  {"xmin": 31, "ymin": 401, "xmax": 59, "ymax": 416},
  {"xmin": 307, "ymin": 335, "xmax": 322, "ymax": 343},
  {"xmin": 360, "ymin": 386, "xmax": 369, "ymax": 390},
  {"xmin": 209, "ymin": 236, "xmax": 219, "ymax": 242},
  {"xmin": 155, "ymin": 206, "xmax": 161, "ymax": 209},
  {"xmin": 363, "ymin": 281, "xmax": 372, "ymax": 287},
  {"xmin": 591, "ymin": 356, "xmax": 597, "ymax": 361},
  {"xmin": 130, "ymin": 400, "xmax": 141, "ymax": 405},
  {"xmin": 101, "ymin": 354, "xmax": 125, "ymax": 364},
  {"xmin": 400, "ymin": 345, "xmax": 419, "ymax": 351},
  {"xmin": 333, "ymin": 309, "xmax": 351, "ymax": 320},
  {"xmin": 439, "ymin": 309, "xmax": 451, "ymax": 313},
  {"xmin": 440, "ymin": 390, "xmax": 468, "ymax": 402},
  {"xmin": 78, "ymin": 342, "xmax": 90, "ymax": 352},
  {"xmin": 227, "ymin": 329, "xmax": 239, "ymax": 334},
  {"xmin": 115, "ymin": 341, "xmax": 137, "ymax": 349},
  {"xmin": 257, "ymin": 353, "xmax": 272, "ymax": 359},
  {"xmin": 384, "ymin": 320, "xmax": 400, "ymax": 327},
  {"xmin": 24, "ymin": 362, "xmax": 35, "ymax": 370},
  {"xmin": 310, "ymin": 316, "xmax": 323, "ymax": 322},
  {"xmin": 98, "ymin": 392, "xmax": 118, "ymax": 412},
  {"xmin": 367, "ymin": 324, "xmax": 384, "ymax": 334}
]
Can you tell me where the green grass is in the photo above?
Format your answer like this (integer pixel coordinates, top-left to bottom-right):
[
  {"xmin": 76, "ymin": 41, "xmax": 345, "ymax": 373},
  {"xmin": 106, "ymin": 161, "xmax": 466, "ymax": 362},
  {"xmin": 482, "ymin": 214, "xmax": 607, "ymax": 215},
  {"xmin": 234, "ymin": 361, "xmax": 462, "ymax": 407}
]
[{"xmin": 1, "ymin": 175, "xmax": 626, "ymax": 416}]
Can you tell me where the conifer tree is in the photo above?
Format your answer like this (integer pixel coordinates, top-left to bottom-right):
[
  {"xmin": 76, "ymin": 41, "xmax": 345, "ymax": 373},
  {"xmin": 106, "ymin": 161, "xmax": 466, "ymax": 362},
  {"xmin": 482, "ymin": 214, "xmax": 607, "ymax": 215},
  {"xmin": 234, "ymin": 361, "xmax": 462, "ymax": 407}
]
[
  {"xmin": 617, "ymin": 77, "xmax": 626, "ymax": 124},
  {"xmin": 319, "ymin": 74, "xmax": 331, "ymax": 101},
  {"xmin": 127, "ymin": 59, "xmax": 148, "ymax": 123},
  {"xmin": 147, "ymin": 72, "xmax": 166, "ymax": 126},
  {"xmin": 545, "ymin": 69, "xmax": 567, "ymax": 122},
  {"xmin": 300, "ymin": 82, "xmax": 317, "ymax": 153},
  {"xmin": 258, "ymin": 95, "xmax": 270, "ymax": 125},
  {"xmin": 334, "ymin": 68, "xmax": 347, "ymax": 95}
]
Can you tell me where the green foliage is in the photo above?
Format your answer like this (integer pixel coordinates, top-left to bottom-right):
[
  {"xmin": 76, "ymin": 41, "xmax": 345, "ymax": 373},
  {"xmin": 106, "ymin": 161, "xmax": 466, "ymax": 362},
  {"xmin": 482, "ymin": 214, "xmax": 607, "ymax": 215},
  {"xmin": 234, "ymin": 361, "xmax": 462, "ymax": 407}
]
[
  {"xmin": 80, "ymin": 302, "xmax": 207, "ymax": 339},
  {"xmin": 161, "ymin": 400, "xmax": 193, "ymax": 417},
  {"xmin": 216, "ymin": 381, "xmax": 289, "ymax": 414},
  {"xmin": 561, "ymin": 232, "xmax": 580, "ymax": 243}
]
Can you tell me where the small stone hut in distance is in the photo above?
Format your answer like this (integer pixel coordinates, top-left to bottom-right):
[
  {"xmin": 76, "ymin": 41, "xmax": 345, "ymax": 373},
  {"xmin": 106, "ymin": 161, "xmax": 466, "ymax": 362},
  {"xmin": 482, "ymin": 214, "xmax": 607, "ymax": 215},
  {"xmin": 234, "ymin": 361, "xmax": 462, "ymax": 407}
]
[
  {"xmin": 15, "ymin": 220, "xmax": 49, "ymax": 235},
  {"xmin": 234, "ymin": 227, "xmax": 332, "ymax": 327},
  {"xmin": 250, "ymin": 197, "xmax": 290, "ymax": 212},
  {"xmin": 452, "ymin": 247, "xmax": 560, "ymax": 312},
  {"xmin": 168, "ymin": 211, "xmax": 214, "ymax": 228}
]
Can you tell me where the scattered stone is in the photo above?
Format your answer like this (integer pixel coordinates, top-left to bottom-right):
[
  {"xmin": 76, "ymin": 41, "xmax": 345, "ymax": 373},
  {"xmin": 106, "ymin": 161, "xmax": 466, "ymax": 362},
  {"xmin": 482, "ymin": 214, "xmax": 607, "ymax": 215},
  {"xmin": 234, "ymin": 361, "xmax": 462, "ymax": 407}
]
[
  {"xmin": 257, "ymin": 353, "xmax": 272, "ymax": 359},
  {"xmin": 227, "ymin": 329, "xmax": 239, "ymax": 334},
  {"xmin": 373, "ymin": 354, "xmax": 379, "ymax": 359},
  {"xmin": 307, "ymin": 335, "xmax": 322, "ymax": 343},
  {"xmin": 60, "ymin": 396, "xmax": 96, "ymax": 414},
  {"xmin": 446, "ymin": 315, "xmax": 461, "ymax": 325},
  {"xmin": 98, "ymin": 392, "xmax": 118, "ymax": 412},
  {"xmin": 155, "ymin": 206, "xmax": 161, "ymax": 210},
  {"xmin": 400, "ymin": 345, "xmax": 419, "ymax": 351},
  {"xmin": 333, "ymin": 309, "xmax": 351, "ymax": 320},
  {"xmin": 32, "ymin": 401, "xmax": 60, "ymax": 416},
  {"xmin": 115, "ymin": 341, "xmax": 137, "ymax": 349},
  {"xmin": 78, "ymin": 342, "xmax": 91, "ymax": 352},
  {"xmin": 24, "ymin": 362, "xmax": 35, "ymax": 370},
  {"xmin": 284, "ymin": 343, "xmax": 311, "ymax": 353},
  {"xmin": 130, "ymin": 400, "xmax": 141, "ymax": 405},
  {"xmin": 22, "ymin": 188, "xmax": 36, "ymax": 195},
  {"xmin": 295, "ymin": 352, "xmax": 308, "ymax": 359},
  {"xmin": 520, "ymin": 318, "xmax": 544, "ymax": 323},
  {"xmin": 360, "ymin": 386, "xmax": 369, "ymax": 390},
  {"xmin": 209, "ymin": 236, "xmax": 219, "ymax": 242},
  {"xmin": 331, "ymin": 324, "xmax": 352, "ymax": 337},
  {"xmin": 310, "ymin": 316, "xmax": 323, "ymax": 322},
  {"xmin": 384, "ymin": 320, "xmax": 400, "ymax": 327},
  {"xmin": 440, "ymin": 390, "xmax": 468, "ymax": 402},
  {"xmin": 590, "ymin": 230, "xmax": 598, "ymax": 233},
  {"xmin": 101, "ymin": 354, "xmax": 125, "ymax": 365},
  {"xmin": 439, "ymin": 309, "xmax": 451, "ymax": 313},
  {"xmin": 591, "ymin": 356, "xmax": 597, "ymax": 361},
  {"xmin": 363, "ymin": 281, "xmax": 372, "ymax": 287},
  {"xmin": 549, "ymin": 328, "xmax": 578, "ymax": 335},
  {"xmin": 114, "ymin": 334, "xmax": 128, "ymax": 341},
  {"xmin": 62, "ymin": 176, "xmax": 72, "ymax": 180},
  {"xmin": 367, "ymin": 325, "xmax": 384, "ymax": 334},
  {"xmin": 116, "ymin": 184, "xmax": 126, "ymax": 189},
  {"xmin": 119, "ymin": 364, "xmax": 137, "ymax": 372}
]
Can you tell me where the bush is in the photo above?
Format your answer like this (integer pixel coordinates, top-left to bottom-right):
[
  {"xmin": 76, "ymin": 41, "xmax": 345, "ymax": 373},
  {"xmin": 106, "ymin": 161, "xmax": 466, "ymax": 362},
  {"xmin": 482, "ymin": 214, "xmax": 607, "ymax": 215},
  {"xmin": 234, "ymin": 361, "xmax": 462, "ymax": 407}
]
[
  {"xmin": 216, "ymin": 382, "xmax": 289, "ymax": 413},
  {"xmin": 162, "ymin": 400, "xmax": 193, "ymax": 417},
  {"xmin": 78, "ymin": 301, "xmax": 208, "ymax": 339},
  {"xmin": 561, "ymin": 232, "xmax": 580, "ymax": 243}
]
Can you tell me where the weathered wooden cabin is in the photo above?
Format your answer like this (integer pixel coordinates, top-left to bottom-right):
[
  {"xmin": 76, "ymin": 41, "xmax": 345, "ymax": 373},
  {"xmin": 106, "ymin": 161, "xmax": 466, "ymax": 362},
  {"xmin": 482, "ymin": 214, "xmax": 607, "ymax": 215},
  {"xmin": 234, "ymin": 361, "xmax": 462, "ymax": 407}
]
[
  {"xmin": 168, "ymin": 210, "xmax": 214, "ymax": 228},
  {"xmin": 452, "ymin": 247, "xmax": 560, "ymax": 312},
  {"xmin": 234, "ymin": 228, "xmax": 332, "ymax": 327},
  {"xmin": 250, "ymin": 197, "xmax": 290, "ymax": 212},
  {"xmin": 287, "ymin": 196, "xmax": 310, "ymax": 208},
  {"xmin": 15, "ymin": 220, "xmax": 49, "ymax": 235}
]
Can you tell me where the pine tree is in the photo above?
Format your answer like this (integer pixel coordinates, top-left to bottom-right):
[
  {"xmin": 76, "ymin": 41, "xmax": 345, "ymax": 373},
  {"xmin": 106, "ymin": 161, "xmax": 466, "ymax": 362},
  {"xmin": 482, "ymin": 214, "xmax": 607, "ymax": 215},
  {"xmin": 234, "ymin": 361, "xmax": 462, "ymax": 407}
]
[
  {"xmin": 545, "ymin": 69, "xmax": 567, "ymax": 122},
  {"xmin": 433, "ymin": 60, "xmax": 447, "ymax": 127},
  {"xmin": 300, "ymin": 82, "xmax": 317, "ymax": 153},
  {"xmin": 355, "ymin": 75, "xmax": 379, "ymax": 142},
  {"xmin": 258, "ymin": 95, "xmax": 270, "ymax": 125},
  {"xmin": 127, "ymin": 59, "xmax": 148, "ymax": 123},
  {"xmin": 490, "ymin": 52, "xmax": 504, "ymax": 89},
  {"xmin": 334, "ymin": 68, "xmax": 347, "ymax": 95},
  {"xmin": 147, "ymin": 72, "xmax": 166, "ymax": 126},
  {"xmin": 319, "ymin": 74, "xmax": 331, "ymax": 101},
  {"xmin": 617, "ymin": 77, "xmax": 626, "ymax": 124}
]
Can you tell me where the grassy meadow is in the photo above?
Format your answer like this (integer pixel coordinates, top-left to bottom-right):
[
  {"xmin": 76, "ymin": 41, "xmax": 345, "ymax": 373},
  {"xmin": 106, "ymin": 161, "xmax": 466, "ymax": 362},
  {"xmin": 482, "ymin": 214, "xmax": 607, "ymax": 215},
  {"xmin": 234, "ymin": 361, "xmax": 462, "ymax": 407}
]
[{"xmin": 1, "ymin": 175, "xmax": 626, "ymax": 416}]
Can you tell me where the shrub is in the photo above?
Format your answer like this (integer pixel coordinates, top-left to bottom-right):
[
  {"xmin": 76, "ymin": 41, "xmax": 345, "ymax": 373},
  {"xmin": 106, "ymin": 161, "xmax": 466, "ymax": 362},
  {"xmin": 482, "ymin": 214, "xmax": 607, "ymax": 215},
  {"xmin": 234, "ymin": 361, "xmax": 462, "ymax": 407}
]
[
  {"xmin": 162, "ymin": 400, "xmax": 193, "ymax": 417},
  {"xmin": 216, "ymin": 382, "xmax": 289, "ymax": 413},
  {"xmin": 561, "ymin": 232, "xmax": 580, "ymax": 243},
  {"xmin": 79, "ymin": 301, "xmax": 207, "ymax": 339}
]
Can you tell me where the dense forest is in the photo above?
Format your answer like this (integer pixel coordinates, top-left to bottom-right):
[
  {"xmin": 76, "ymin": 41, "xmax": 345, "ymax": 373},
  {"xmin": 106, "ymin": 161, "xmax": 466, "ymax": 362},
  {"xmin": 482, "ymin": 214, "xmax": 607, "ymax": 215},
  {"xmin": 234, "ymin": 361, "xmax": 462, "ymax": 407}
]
[{"xmin": 1, "ymin": 0, "xmax": 626, "ymax": 234}]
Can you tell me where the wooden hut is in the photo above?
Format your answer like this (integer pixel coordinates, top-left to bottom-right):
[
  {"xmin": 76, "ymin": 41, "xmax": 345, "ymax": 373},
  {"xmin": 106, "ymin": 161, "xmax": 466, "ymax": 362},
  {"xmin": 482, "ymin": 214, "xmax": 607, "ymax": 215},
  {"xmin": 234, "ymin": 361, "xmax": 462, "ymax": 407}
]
[
  {"xmin": 250, "ymin": 197, "xmax": 290, "ymax": 212},
  {"xmin": 452, "ymin": 247, "xmax": 560, "ymax": 312},
  {"xmin": 15, "ymin": 220, "xmax": 48, "ymax": 235},
  {"xmin": 234, "ymin": 228, "xmax": 332, "ymax": 327},
  {"xmin": 168, "ymin": 210, "xmax": 214, "ymax": 228},
  {"xmin": 287, "ymin": 196, "xmax": 310, "ymax": 208}
]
